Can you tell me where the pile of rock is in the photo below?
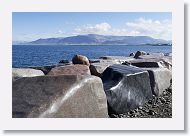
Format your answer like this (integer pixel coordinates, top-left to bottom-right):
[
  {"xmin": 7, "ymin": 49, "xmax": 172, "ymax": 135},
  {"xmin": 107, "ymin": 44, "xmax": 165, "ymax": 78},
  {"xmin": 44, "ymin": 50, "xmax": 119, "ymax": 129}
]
[{"xmin": 12, "ymin": 51, "xmax": 172, "ymax": 118}]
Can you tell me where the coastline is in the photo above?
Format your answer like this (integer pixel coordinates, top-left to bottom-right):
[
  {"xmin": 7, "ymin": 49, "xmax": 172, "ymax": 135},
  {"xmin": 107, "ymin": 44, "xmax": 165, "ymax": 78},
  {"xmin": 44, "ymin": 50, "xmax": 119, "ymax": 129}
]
[{"xmin": 12, "ymin": 51, "xmax": 172, "ymax": 118}]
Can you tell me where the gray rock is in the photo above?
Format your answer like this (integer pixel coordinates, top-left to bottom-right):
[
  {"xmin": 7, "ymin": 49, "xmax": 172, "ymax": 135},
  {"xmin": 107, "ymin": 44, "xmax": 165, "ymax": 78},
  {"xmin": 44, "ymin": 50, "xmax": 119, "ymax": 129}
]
[
  {"xmin": 12, "ymin": 68, "xmax": 44, "ymax": 81},
  {"xmin": 89, "ymin": 59, "xmax": 101, "ymax": 63},
  {"xmin": 48, "ymin": 64, "xmax": 91, "ymax": 76},
  {"xmin": 58, "ymin": 59, "xmax": 71, "ymax": 64},
  {"xmin": 144, "ymin": 68, "xmax": 172, "ymax": 96},
  {"xmin": 12, "ymin": 75, "xmax": 108, "ymax": 118},
  {"xmin": 125, "ymin": 58, "xmax": 171, "ymax": 69},
  {"xmin": 134, "ymin": 51, "xmax": 147, "ymax": 59},
  {"xmin": 138, "ymin": 53, "xmax": 164, "ymax": 59},
  {"xmin": 101, "ymin": 64, "xmax": 152, "ymax": 114},
  {"xmin": 99, "ymin": 56, "xmax": 135, "ymax": 63},
  {"xmin": 72, "ymin": 54, "xmax": 90, "ymax": 66},
  {"xmin": 164, "ymin": 53, "xmax": 172, "ymax": 56},
  {"xmin": 161, "ymin": 56, "xmax": 172, "ymax": 70},
  {"xmin": 89, "ymin": 60, "xmax": 120, "ymax": 77},
  {"xmin": 28, "ymin": 65, "xmax": 57, "ymax": 75}
]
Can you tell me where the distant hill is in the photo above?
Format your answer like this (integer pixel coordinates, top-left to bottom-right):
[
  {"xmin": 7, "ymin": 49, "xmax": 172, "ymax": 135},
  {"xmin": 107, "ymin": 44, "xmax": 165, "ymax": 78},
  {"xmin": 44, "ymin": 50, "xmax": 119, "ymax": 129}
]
[{"xmin": 20, "ymin": 34, "xmax": 172, "ymax": 45}]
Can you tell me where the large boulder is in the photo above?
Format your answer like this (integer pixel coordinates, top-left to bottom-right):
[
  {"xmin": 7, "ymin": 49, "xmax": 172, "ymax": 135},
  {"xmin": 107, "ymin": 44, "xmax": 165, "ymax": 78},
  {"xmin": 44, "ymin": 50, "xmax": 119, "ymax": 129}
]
[
  {"xmin": 124, "ymin": 58, "xmax": 171, "ymax": 70},
  {"xmin": 134, "ymin": 51, "xmax": 147, "ymax": 59},
  {"xmin": 137, "ymin": 53, "xmax": 164, "ymax": 59},
  {"xmin": 161, "ymin": 56, "xmax": 172, "ymax": 70},
  {"xmin": 89, "ymin": 59, "xmax": 120, "ymax": 77},
  {"xmin": 29, "ymin": 65, "xmax": 56, "ymax": 75},
  {"xmin": 12, "ymin": 68, "xmax": 44, "ymax": 81},
  {"xmin": 144, "ymin": 68, "xmax": 172, "ymax": 96},
  {"xmin": 12, "ymin": 75, "xmax": 108, "ymax": 118},
  {"xmin": 48, "ymin": 64, "xmax": 91, "ymax": 76},
  {"xmin": 101, "ymin": 64, "xmax": 152, "ymax": 114},
  {"xmin": 72, "ymin": 55, "xmax": 90, "ymax": 66}
]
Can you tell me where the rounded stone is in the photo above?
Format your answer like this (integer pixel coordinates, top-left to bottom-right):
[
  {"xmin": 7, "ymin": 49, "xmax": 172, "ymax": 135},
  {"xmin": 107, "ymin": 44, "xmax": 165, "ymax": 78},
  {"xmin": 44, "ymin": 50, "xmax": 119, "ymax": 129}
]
[{"xmin": 72, "ymin": 54, "xmax": 90, "ymax": 66}]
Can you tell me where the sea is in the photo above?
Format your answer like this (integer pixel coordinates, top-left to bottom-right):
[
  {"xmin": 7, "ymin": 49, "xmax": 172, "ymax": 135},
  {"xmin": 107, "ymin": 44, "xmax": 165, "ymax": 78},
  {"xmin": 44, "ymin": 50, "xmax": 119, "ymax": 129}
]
[{"xmin": 12, "ymin": 45, "xmax": 172, "ymax": 68}]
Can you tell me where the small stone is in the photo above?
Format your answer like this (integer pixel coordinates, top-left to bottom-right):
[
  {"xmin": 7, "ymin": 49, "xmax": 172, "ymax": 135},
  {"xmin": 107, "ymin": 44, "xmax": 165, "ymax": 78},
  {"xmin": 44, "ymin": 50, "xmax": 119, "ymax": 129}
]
[
  {"xmin": 110, "ymin": 114, "xmax": 118, "ymax": 118},
  {"xmin": 129, "ymin": 110, "xmax": 134, "ymax": 114},
  {"xmin": 148, "ymin": 110, "xmax": 155, "ymax": 115},
  {"xmin": 129, "ymin": 53, "xmax": 135, "ymax": 57},
  {"xmin": 139, "ymin": 106, "xmax": 143, "ymax": 109},
  {"xmin": 58, "ymin": 59, "xmax": 69, "ymax": 64},
  {"xmin": 148, "ymin": 100, "xmax": 153, "ymax": 104},
  {"xmin": 160, "ymin": 97, "xmax": 166, "ymax": 103}
]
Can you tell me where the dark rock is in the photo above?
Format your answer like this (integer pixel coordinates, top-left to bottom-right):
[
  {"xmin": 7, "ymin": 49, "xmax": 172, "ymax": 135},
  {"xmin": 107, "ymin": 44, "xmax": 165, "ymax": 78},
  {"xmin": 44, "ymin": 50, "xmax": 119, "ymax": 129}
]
[
  {"xmin": 58, "ymin": 59, "xmax": 70, "ymax": 64},
  {"xmin": 109, "ymin": 83, "xmax": 172, "ymax": 118},
  {"xmin": 89, "ymin": 65, "xmax": 102, "ymax": 77},
  {"xmin": 129, "ymin": 53, "xmax": 135, "ymax": 57},
  {"xmin": 134, "ymin": 51, "xmax": 147, "ymax": 59},
  {"xmin": 72, "ymin": 54, "xmax": 90, "ymax": 66},
  {"xmin": 125, "ymin": 58, "xmax": 171, "ymax": 70},
  {"xmin": 164, "ymin": 53, "xmax": 172, "ymax": 57},
  {"xmin": 148, "ymin": 110, "xmax": 155, "ymax": 115},
  {"xmin": 47, "ymin": 64, "xmax": 91, "ymax": 76},
  {"xmin": 12, "ymin": 75, "xmax": 108, "ymax": 118},
  {"xmin": 102, "ymin": 64, "xmax": 152, "ymax": 114},
  {"xmin": 89, "ymin": 59, "xmax": 100, "ymax": 63}
]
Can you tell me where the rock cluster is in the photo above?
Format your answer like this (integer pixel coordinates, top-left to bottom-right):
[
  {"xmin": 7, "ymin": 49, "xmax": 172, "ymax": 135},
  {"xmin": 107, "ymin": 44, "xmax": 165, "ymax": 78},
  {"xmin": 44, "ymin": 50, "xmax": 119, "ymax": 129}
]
[{"xmin": 12, "ymin": 51, "xmax": 172, "ymax": 118}]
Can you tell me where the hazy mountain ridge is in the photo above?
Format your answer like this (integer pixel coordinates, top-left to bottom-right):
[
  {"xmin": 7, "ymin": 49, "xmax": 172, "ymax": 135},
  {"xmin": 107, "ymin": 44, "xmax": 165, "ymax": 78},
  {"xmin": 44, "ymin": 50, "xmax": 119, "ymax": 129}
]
[{"xmin": 14, "ymin": 34, "xmax": 172, "ymax": 45}]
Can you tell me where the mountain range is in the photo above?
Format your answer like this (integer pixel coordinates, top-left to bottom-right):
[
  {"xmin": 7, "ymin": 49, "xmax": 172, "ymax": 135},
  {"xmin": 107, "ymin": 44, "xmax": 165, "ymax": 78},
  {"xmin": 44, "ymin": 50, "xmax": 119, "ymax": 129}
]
[{"xmin": 14, "ymin": 34, "xmax": 172, "ymax": 45}]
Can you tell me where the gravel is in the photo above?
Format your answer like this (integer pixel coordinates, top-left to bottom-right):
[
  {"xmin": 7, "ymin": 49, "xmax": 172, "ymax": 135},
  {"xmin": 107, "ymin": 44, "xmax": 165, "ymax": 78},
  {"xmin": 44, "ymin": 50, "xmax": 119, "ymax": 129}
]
[{"xmin": 109, "ymin": 84, "xmax": 172, "ymax": 118}]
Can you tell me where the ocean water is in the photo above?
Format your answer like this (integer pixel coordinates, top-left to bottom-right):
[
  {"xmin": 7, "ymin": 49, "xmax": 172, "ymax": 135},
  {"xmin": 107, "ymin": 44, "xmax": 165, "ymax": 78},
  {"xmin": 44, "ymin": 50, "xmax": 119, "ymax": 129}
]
[{"xmin": 12, "ymin": 45, "xmax": 172, "ymax": 68}]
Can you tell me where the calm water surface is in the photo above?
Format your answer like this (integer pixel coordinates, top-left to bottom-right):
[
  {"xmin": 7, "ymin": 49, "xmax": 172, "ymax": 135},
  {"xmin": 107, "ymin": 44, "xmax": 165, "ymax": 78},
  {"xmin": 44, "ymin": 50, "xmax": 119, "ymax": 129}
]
[{"xmin": 12, "ymin": 45, "xmax": 172, "ymax": 67}]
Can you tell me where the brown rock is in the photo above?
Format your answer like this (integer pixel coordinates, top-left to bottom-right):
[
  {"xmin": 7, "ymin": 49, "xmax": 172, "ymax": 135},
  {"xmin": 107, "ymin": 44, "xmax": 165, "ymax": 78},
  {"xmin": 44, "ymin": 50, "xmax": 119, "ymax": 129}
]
[
  {"xmin": 47, "ymin": 64, "xmax": 91, "ymax": 76},
  {"xmin": 12, "ymin": 75, "xmax": 108, "ymax": 118},
  {"xmin": 72, "ymin": 55, "xmax": 90, "ymax": 66}
]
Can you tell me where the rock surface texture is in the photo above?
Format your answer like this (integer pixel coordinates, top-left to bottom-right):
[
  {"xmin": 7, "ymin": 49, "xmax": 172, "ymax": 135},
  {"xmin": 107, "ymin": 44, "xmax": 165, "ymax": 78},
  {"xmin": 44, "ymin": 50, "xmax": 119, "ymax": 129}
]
[
  {"xmin": 101, "ymin": 64, "xmax": 153, "ymax": 114},
  {"xmin": 125, "ymin": 57, "xmax": 172, "ymax": 70},
  {"xmin": 89, "ymin": 60, "xmax": 120, "ymax": 77},
  {"xmin": 110, "ymin": 85, "xmax": 172, "ymax": 118},
  {"xmin": 12, "ymin": 75, "xmax": 108, "ymax": 118},
  {"xmin": 144, "ymin": 68, "xmax": 172, "ymax": 96},
  {"xmin": 48, "ymin": 64, "xmax": 91, "ymax": 76},
  {"xmin": 100, "ymin": 56, "xmax": 134, "ymax": 63},
  {"xmin": 12, "ymin": 68, "xmax": 44, "ymax": 81}
]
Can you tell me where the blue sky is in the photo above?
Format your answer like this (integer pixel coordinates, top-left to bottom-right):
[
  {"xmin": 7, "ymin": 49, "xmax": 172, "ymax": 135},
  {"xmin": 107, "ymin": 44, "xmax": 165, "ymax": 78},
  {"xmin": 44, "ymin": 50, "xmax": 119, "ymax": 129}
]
[{"xmin": 13, "ymin": 12, "xmax": 172, "ymax": 41}]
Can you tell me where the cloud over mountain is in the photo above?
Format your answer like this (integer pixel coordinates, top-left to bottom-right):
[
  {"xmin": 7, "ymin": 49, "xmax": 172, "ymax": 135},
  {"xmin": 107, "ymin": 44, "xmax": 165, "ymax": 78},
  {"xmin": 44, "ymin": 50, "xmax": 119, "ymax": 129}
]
[{"xmin": 72, "ymin": 18, "xmax": 171, "ymax": 40}]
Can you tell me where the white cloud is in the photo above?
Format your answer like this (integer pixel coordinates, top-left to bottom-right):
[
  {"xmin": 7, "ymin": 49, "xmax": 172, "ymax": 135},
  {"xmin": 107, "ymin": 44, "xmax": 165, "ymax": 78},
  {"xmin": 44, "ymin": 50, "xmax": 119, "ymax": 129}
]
[
  {"xmin": 57, "ymin": 30, "xmax": 64, "ymax": 34},
  {"xmin": 125, "ymin": 18, "xmax": 172, "ymax": 40},
  {"xmin": 73, "ymin": 18, "xmax": 172, "ymax": 40},
  {"xmin": 74, "ymin": 22, "xmax": 111, "ymax": 35},
  {"xmin": 14, "ymin": 18, "xmax": 172, "ymax": 41}
]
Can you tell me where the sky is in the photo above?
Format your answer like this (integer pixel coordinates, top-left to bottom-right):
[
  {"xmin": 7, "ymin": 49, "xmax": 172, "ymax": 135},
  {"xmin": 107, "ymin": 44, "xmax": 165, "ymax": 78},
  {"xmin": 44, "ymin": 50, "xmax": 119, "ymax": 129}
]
[{"xmin": 12, "ymin": 12, "xmax": 172, "ymax": 41}]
